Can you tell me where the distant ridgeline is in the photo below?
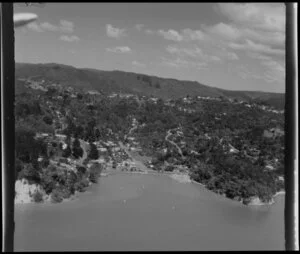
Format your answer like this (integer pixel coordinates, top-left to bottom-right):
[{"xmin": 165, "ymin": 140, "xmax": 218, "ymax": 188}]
[
  {"xmin": 15, "ymin": 63, "xmax": 285, "ymax": 110},
  {"xmin": 14, "ymin": 62, "xmax": 284, "ymax": 205}
]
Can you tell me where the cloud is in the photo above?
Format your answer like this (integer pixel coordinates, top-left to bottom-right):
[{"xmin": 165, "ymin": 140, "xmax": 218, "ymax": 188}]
[
  {"xmin": 182, "ymin": 28, "xmax": 207, "ymax": 41},
  {"xmin": 236, "ymin": 60, "xmax": 285, "ymax": 83},
  {"xmin": 236, "ymin": 65, "xmax": 263, "ymax": 80},
  {"xmin": 27, "ymin": 19, "xmax": 74, "ymax": 33},
  {"xmin": 229, "ymin": 39, "xmax": 285, "ymax": 56},
  {"xmin": 166, "ymin": 45, "xmax": 202, "ymax": 57},
  {"xmin": 106, "ymin": 46, "xmax": 131, "ymax": 53},
  {"xmin": 27, "ymin": 22, "xmax": 44, "ymax": 32},
  {"xmin": 261, "ymin": 59, "xmax": 285, "ymax": 82},
  {"xmin": 161, "ymin": 57, "xmax": 208, "ymax": 70},
  {"xmin": 203, "ymin": 22, "xmax": 241, "ymax": 41},
  {"xmin": 60, "ymin": 35, "xmax": 80, "ymax": 42},
  {"xmin": 132, "ymin": 61, "xmax": 146, "ymax": 67},
  {"xmin": 39, "ymin": 22, "xmax": 59, "ymax": 32},
  {"xmin": 145, "ymin": 29, "xmax": 155, "ymax": 35},
  {"xmin": 240, "ymin": 28, "xmax": 285, "ymax": 47},
  {"xmin": 135, "ymin": 24, "xmax": 145, "ymax": 31},
  {"xmin": 59, "ymin": 20, "xmax": 74, "ymax": 33},
  {"xmin": 202, "ymin": 3, "xmax": 285, "ymax": 65},
  {"xmin": 217, "ymin": 3, "xmax": 285, "ymax": 32},
  {"xmin": 261, "ymin": 59, "xmax": 285, "ymax": 72},
  {"xmin": 227, "ymin": 52, "xmax": 239, "ymax": 60},
  {"xmin": 213, "ymin": 3, "xmax": 285, "ymax": 52},
  {"xmin": 143, "ymin": 3, "xmax": 284, "ymax": 71},
  {"xmin": 156, "ymin": 28, "xmax": 207, "ymax": 42},
  {"xmin": 158, "ymin": 29, "xmax": 183, "ymax": 41},
  {"xmin": 246, "ymin": 52, "xmax": 272, "ymax": 61},
  {"xmin": 106, "ymin": 24, "xmax": 126, "ymax": 39},
  {"xmin": 166, "ymin": 45, "xmax": 221, "ymax": 63}
]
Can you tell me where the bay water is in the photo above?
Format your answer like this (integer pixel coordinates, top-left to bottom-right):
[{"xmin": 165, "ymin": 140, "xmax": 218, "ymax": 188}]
[{"xmin": 14, "ymin": 173, "xmax": 285, "ymax": 251}]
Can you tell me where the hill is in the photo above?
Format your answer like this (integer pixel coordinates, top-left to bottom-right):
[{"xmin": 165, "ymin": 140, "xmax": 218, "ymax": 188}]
[{"xmin": 15, "ymin": 62, "xmax": 285, "ymax": 109}]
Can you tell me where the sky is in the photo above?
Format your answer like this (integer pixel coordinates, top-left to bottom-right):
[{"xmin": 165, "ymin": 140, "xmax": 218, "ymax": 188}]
[{"xmin": 14, "ymin": 3, "xmax": 286, "ymax": 93}]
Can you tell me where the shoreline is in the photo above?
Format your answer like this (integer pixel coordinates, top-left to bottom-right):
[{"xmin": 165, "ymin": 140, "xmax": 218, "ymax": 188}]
[
  {"xmin": 273, "ymin": 190, "xmax": 285, "ymax": 197},
  {"xmin": 15, "ymin": 170, "xmax": 286, "ymax": 206},
  {"xmin": 93, "ymin": 170, "xmax": 286, "ymax": 206}
]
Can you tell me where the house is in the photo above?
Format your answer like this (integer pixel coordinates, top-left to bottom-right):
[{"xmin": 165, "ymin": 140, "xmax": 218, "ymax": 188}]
[
  {"xmin": 263, "ymin": 128, "xmax": 284, "ymax": 138},
  {"xmin": 265, "ymin": 165, "xmax": 275, "ymax": 171},
  {"xmin": 108, "ymin": 93, "xmax": 118, "ymax": 98},
  {"xmin": 228, "ymin": 144, "xmax": 239, "ymax": 154},
  {"xmin": 112, "ymin": 147, "xmax": 121, "ymax": 152},
  {"xmin": 55, "ymin": 134, "xmax": 66, "ymax": 139}
]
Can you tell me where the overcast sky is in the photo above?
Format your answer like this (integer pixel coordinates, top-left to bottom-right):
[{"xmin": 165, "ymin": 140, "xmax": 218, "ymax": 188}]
[{"xmin": 14, "ymin": 3, "xmax": 285, "ymax": 93}]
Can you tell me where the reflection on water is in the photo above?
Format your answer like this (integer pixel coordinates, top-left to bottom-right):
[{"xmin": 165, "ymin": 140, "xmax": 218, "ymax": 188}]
[{"xmin": 15, "ymin": 173, "xmax": 285, "ymax": 251}]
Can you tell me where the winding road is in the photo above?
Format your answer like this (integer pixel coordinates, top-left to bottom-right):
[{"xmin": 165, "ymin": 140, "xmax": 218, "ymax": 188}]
[{"xmin": 165, "ymin": 129, "xmax": 185, "ymax": 159}]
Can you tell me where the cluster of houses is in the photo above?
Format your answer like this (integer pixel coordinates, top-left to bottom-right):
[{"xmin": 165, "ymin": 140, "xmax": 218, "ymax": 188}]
[
  {"xmin": 23, "ymin": 79, "xmax": 48, "ymax": 92},
  {"xmin": 263, "ymin": 127, "xmax": 285, "ymax": 139},
  {"xmin": 22, "ymin": 77, "xmax": 80, "ymax": 101}
]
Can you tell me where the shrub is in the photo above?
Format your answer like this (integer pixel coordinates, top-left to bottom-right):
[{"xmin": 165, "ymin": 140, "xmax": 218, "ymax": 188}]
[
  {"xmin": 74, "ymin": 178, "xmax": 89, "ymax": 192},
  {"xmin": 74, "ymin": 182, "xmax": 84, "ymax": 192},
  {"xmin": 88, "ymin": 164, "xmax": 102, "ymax": 183},
  {"xmin": 15, "ymin": 158, "xmax": 23, "ymax": 178},
  {"xmin": 43, "ymin": 115, "xmax": 53, "ymax": 125},
  {"xmin": 32, "ymin": 190, "xmax": 44, "ymax": 203},
  {"xmin": 65, "ymin": 171, "xmax": 76, "ymax": 194},
  {"xmin": 77, "ymin": 166, "xmax": 87, "ymax": 177},
  {"xmin": 62, "ymin": 145, "xmax": 72, "ymax": 158},
  {"xmin": 72, "ymin": 146, "xmax": 83, "ymax": 158},
  {"xmin": 51, "ymin": 188, "xmax": 64, "ymax": 203},
  {"xmin": 18, "ymin": 163, "xmax": 41, "ymax": 184},
  {"xmin": 57, "ymin": 185, "xmax": 72, "ymax": 199},
  {"xmin": 82, "ymin": 158, "xmax": 89, "ymax": 166},
  {"xmin": 40, "ymin": 157, "xmax": 50, "ymax": 168},
  {"xmin": 164, "ymin": 165, "xmax": 175, "ymax": 172},
  {"xmin": 88, "ymin": 142, "xmax": 99, "ymax": 160},
  {"xmin": 40, "ymin": 173, "xmax": 56, "ymax": 194}
]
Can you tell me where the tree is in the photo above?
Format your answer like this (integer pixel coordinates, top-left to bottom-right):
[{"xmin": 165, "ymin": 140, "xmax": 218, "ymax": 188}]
[
  {"xmin": 77, "ymin": 166, "xmax": 87, "ymax": 178},
  {"xmin": 65, "ymin": 134, "xmax": 71, "ymax": 146},
  {"xmin": 18, "ymin": 163, "xmax": 41, "ymax": 184},
  {"xmin": 74, "ymin": 125, "xmax": 84, "ymax": 139},
  {"xmin": 72, "ymin": 138, "xmax": 83, "ymax": 158},
  {"xmin": 88, "ymin": 164, "xmax": 102, "ymax": 183},
  {"xmin": 62, "ymin": 145, "xmax": 72, "ymax": 158},
  {"xmin": 95, "ymin": 128, "xmax": 101, "ymax": 140},
  {"xmin": 43, "ymin": 115, "xmax": 53, "ymax": 125},
  {"xmin": 15, "ymin": 125, "xmax": 47, "ymax": 163},
  {"xmin": 46, "ymin": 87, "xmax": 57, "ymax": 97},
  {"xmin": 65, "ymin": 171, "xmax": 77, "ymax": 194},
  {"xmin": 88, "ymin": 142, "xmax": 99, "ymax": 160},
  {"xmin": 77, "ymin": 93, "xmax": 83, "ymax": 100}
]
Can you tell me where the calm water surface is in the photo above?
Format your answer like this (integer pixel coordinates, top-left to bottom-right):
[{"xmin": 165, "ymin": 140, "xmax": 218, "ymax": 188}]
[{"xmin": 14, "ymin": 173, "xmax": 285, "ymax": 251}]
